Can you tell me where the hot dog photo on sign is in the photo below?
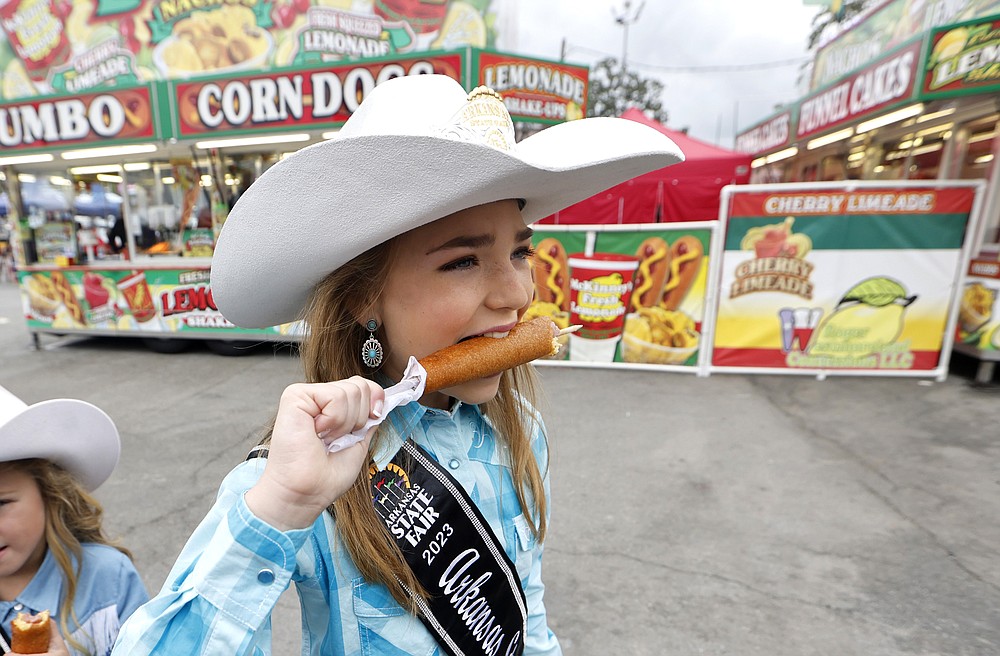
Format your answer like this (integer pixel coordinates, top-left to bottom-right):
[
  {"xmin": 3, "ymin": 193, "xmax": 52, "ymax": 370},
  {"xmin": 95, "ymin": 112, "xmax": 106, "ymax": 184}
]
[
  {"xmin": 523, "ymin": 236, "xmax": 576, "ymax": 359},
  {"xmin": 622, "ymin": 233, "xmax": 705, "ymax": 365},
  {"xmin": 523, "ymin": 230, "xmax": 708, "ymax": 365}
]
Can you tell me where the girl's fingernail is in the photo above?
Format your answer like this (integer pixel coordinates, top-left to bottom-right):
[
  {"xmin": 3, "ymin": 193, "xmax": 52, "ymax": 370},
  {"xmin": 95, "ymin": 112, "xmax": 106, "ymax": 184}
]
[
  {"xmin": 373, "ymin": 399, "xmax": 384, "ymax": 417},
  {"xmin": 317, "ymin": 429, "xmax": 331, "ymax": 439}
]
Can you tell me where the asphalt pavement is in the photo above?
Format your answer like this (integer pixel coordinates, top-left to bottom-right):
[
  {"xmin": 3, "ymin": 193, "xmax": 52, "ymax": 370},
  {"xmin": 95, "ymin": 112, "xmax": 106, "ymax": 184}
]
[{"xmin": 1, "ymin": 278, "xmax": 998, "ymax": 655}]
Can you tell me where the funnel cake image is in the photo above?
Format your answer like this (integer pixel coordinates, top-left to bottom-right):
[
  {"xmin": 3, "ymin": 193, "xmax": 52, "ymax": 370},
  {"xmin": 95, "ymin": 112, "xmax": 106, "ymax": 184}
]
[{"xmin": 25, "ymin": 274, "xmax": 61, "ymax": 319}]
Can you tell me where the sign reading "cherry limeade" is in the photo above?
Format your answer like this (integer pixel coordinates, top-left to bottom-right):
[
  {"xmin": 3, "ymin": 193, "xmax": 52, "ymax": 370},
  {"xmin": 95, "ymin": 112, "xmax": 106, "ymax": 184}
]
[{"xmin": 714, "ymin": 184, "xmax": 978, "ymax": 375}]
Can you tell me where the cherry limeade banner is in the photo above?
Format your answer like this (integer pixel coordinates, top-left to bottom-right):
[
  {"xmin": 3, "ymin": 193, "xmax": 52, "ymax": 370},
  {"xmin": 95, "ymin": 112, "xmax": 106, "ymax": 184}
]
[{"xmin": 713, "ymin": 184, "xmax": 978, "ymax": 374}]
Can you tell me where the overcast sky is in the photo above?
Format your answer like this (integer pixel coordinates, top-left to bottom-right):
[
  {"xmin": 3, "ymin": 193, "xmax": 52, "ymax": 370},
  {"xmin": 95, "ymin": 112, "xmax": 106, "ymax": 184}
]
[{"xmin": 502, "ymin": 0, "xmax": 820, "ymax": 148}]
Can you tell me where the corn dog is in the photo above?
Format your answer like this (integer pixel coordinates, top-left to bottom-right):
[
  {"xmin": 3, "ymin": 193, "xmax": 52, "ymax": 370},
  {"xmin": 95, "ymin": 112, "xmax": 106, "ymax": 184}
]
[
  {"xmin": 12, "ymin": 610, "xmax": 50, "ymax": 654},
  {"xmin": 420, "ymin": 317, "xmax": 560, "ymax": 393}
]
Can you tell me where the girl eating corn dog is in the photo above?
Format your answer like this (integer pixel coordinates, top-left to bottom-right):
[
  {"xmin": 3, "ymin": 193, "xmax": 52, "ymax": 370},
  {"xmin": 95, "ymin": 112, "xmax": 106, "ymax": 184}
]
[{"xmin": 114, "ymin": 74, "xmax": 682, "ymax": 656}]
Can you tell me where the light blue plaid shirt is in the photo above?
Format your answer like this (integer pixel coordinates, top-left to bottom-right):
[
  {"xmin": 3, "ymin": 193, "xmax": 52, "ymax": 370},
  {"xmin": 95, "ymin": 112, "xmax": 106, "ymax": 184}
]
[{"xmin": 113, "ymin": 399, "xmax": 561, "ymax": 655}]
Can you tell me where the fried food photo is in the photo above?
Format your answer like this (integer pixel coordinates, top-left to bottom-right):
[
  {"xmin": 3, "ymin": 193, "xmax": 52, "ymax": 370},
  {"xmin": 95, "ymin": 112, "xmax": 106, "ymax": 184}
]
[
  {"xmin": 25, "ymin": 274, "xmax": 61, "ymax": 318},
  {"xmin": 959, "ymin": 282, "xmax": 995, "ymax": 334},
  {"xmin": 622, "ymin": 306, "xmax": 700, "ymax": 365}
]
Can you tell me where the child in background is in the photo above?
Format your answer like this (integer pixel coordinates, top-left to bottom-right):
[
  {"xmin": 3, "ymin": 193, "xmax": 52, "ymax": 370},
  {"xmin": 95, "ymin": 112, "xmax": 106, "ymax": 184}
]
[
  {"xmin": 114, "ymin": 75, "xmax": 682, "ymax": 655},
  {"xmin": 0, "ymin": 386, "xmax": 148, "ymax": 656}
]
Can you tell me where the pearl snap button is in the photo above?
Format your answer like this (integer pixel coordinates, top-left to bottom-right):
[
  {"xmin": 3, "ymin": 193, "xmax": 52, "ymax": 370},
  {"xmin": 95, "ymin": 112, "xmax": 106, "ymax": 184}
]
[
  {"xmin": 257, "ymin": 569, "xmax": 275, "ymax": 584},
  {"xmin": 448, "ymin": 459, "xmax": 460, "ymax": 470},
  {"xmin": 13, "ymin": 603, "xmax": 22, "ymax": 611}
]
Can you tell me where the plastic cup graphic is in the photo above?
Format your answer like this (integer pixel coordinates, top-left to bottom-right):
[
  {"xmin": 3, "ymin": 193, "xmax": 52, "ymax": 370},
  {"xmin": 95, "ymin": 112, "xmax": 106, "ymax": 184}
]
[
  {"xmin": 117, "ymin": 272, "xmax": 157, "ymax": 323},
  {"xmin": 83, "ymin": 272, "xmax": 110, "ymax": 310},
  {"xmin": 567, "ymin": 253, "xmax": 640, "ymax": 362}
]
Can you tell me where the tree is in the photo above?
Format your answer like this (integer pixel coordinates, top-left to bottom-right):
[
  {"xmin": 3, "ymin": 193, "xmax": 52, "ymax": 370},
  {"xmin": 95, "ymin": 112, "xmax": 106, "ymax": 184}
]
[{"xmin": 587, "ymin": 57, "xmax": 668, "ymax": 123}]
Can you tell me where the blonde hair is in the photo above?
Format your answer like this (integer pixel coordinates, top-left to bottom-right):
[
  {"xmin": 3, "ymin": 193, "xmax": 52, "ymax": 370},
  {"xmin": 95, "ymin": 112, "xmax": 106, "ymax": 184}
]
[
  {"xmin": 259, "ymin": 239, "xmax": 548, "ymax": 611},
  {"xmin": 0, "ymin": 459, "xmax": 133, "ymax": 656}
]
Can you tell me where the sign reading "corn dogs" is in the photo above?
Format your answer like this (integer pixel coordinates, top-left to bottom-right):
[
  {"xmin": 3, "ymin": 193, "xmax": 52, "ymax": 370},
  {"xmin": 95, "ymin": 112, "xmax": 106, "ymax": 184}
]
[{"xmin": 170, "ymin": 54, "xmax": 462, "ymax": 137}]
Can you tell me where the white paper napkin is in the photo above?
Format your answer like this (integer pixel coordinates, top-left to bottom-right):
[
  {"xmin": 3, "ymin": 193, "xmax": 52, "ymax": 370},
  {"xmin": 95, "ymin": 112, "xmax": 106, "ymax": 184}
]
[{"xmin": 324, "ymin": 357, "xmax": 427, "ymax": 453}]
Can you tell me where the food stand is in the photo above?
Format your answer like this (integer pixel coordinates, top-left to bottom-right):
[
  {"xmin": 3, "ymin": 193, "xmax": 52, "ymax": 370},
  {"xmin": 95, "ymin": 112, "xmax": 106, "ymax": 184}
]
[
  {"xmin": 1, "ymin": 1, "xmax": 589, "ymax": 352},
  {"xmin": 734, "ymin": 4, "xmax": 1000, "ymax": 379}
]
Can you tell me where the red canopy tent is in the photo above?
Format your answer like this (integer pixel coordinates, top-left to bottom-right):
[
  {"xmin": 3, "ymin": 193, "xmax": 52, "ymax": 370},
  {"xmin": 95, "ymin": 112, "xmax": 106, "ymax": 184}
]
[{"xmin": 539, "ymin": 108, "xmax": 752, "ymax": 224}]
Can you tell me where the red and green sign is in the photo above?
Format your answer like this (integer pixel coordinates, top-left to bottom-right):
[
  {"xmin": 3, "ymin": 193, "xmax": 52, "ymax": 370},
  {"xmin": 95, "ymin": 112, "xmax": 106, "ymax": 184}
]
[
  {"xmin": 713, "ymin": 184, "xmax": 979, "ymax": 374},
  {"xmin": 921, "ymin": 14, "xmax": 1000, "ymax": 99},
  {"xmin": 0, "ymin": 84, "xmax": 157, "ymax": 152},
  {"xmin": 0, "ymin": 0, "xmax": 503, "ymax": 101},
  {"xmin": 17, "ymin": 266, "xmax": 301, "ymax": 338},
  {"xmin": 474, "ymin": 51, "xmax": 588, "ymax": 124},
  {"xmin": 811, "ymin": 0, "xmax": 1000, "ymax": 91},
  {"xmin": 527, "ymin": 225, "xmax": 713, "ymax": 369},
  {"xmin": 797, "ymin": 40, "xmax": 922, "ymax": 140},
  {"xmin": 168, "ymin": 52, "xmax": 463, "ymax": 138},
  {"xmin": 734, "ymin": 111, "xmax": 793, "ymax": 155}
]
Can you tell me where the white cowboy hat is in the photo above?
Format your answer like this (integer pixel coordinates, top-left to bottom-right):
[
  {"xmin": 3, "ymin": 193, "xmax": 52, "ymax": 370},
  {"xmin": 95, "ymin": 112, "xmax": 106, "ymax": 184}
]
[
  {"xmin": 212, "ymin": 74, "xmax": 684, "ymax": 328},
  {"xmin": 0, "ymin": 386, "xmax": 120, "ymax": 491}
]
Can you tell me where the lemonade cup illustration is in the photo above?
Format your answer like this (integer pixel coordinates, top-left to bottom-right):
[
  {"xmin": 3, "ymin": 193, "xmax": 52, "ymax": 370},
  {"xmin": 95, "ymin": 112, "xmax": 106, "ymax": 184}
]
[
  {"xmin": 83, "ymin": 272, "xmax": 117, "ymax": 310},
  {"xmin": 117, "ymin": 272, "xmax": 157, "ymax": 323},
  {"xmin": 567, "ymin": 253, "xmax": 640, "ymax": 362}
]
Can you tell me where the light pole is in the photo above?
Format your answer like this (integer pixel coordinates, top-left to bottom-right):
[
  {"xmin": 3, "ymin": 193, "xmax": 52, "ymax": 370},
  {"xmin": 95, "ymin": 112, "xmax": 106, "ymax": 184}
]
[{"xmin": 613, "ymin": 0, "xmax": 645, "ymax": 73}]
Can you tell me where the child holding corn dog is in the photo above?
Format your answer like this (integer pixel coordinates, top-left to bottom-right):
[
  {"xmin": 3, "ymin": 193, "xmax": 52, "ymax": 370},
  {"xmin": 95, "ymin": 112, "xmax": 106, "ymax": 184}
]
[
  {"xmin": 114, "ymin": 74, "xmax": 682, "ymax": 656},
  {"xmin": 0, "ymin": 386, "xmax": 147, "ymax": 656}
]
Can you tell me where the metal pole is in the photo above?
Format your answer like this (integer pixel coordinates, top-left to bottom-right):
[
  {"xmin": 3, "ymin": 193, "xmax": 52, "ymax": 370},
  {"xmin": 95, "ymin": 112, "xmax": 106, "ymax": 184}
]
[{"xmin": 614, "ymin": 0, "xmax": 644, "ymax": 74}]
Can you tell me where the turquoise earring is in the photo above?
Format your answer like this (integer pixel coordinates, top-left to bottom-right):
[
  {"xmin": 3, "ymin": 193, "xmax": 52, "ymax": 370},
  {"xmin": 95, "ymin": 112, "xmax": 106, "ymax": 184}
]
[{"xmin": 362, "ymin": 319, "xmax": 383, "ymax": 368}]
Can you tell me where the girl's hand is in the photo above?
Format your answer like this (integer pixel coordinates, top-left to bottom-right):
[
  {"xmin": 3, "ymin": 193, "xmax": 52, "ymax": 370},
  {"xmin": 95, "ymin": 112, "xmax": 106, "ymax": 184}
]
[
  {"xmin": 11, "ymin": 620, "xmax": 69, "ymax": 656},
  {"xmin": 245, "ymin": 377, "xmax": 384, "ymax": 530}
]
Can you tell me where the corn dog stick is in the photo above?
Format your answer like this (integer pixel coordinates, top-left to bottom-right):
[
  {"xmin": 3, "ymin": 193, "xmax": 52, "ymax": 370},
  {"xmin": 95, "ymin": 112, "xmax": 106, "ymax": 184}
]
[{"xmin": 419, "ymin": 317, "xmax": 559, "ymax": 393}]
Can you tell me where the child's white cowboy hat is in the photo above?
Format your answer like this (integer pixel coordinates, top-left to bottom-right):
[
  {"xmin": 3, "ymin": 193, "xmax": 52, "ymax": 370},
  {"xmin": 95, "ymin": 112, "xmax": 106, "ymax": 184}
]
[
  {"xmin": 212, "ymin": 74, "xmax": 684, "ymax": 328},
  {"xmin": 0, "ymin": 386, "xmax": 120, "ymax": 491}
]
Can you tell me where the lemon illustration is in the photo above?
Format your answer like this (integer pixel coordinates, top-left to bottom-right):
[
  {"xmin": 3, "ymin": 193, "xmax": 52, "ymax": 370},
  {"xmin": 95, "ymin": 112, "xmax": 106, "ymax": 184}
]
[
  {"xmin": 2, "ymin": 60, "xmax": 35, "ymax": 99},
  {"xmin": 565, "ymin": 101, "xmax": 584, "ymax": 121},
  {"xmin": 932, "ymin": 28, "xmax": 967, "ymax": 64},
  {"xmin": 807, "ymin": 277, "xmax": 916, "ymax": 358},
  {"xmin": 430, "ymin": 1, "xmax": 487, "ymax": 49}
]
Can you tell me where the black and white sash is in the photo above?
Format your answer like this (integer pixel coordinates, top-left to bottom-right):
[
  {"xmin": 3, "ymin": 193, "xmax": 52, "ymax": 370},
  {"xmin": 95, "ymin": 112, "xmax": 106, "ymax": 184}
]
[{"xmin": 369, "ymin": 439, "xmax": 527, "ymax": 656}]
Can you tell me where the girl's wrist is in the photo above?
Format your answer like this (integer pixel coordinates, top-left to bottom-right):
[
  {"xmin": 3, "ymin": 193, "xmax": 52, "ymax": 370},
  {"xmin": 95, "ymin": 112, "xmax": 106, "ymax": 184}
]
[{"xmin": 245, "ymin": 479, "xmax": 325, "ymax": 531}]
